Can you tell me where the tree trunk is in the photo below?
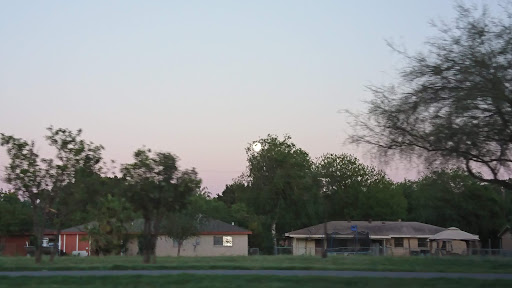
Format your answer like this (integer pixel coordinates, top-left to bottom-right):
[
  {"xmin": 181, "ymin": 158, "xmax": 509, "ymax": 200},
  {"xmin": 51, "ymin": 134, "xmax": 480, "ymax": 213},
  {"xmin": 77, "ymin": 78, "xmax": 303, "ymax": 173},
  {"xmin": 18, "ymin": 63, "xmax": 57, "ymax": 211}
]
[
  {"xmin": 271, "ymin": 221, "xmax": 277, "ymax": 255},
  {"xmin": 142, "ymin": 219, "xmax": 151, "ymax": 264},
  {"xmin": 151, "ymin": 217, "xmax": 162, "ymax": 264},
  {"xmin": 322, "ymin": 220, "xmax": 328, "ymax": 258},
  {"xmin": 177, "ymin": 242, "xmax": 182, "ymax": 257},
  {"xmin": 32, "ymin": 208, "xmax": 45, "ymax": 264},
  {"xmin": 49, "ymin": 228, "xmax": 61, "ymax": 262}
]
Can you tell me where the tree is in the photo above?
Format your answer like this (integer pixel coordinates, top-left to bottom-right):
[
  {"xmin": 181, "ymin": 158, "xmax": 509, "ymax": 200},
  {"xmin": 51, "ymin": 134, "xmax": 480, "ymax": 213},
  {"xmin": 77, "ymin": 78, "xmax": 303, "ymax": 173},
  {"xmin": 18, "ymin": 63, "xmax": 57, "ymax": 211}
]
[
  {"xmin": 121, "ymin": 148, "xmax": 201, "ymax": 263},
  {"xmin": 402, "ymin": 168, "xmax": 506, "ymax": 247},
  {"xmin": 80, "ymin": 176, "xmax": 134, "ymax": 256},
  {"xmin": 0, "ymin": 190, "xmax": 33, "ymax": 255},
  {"xmin": 161, "ymin": 211, "xmax": 201, "ymax": 256},
  {"xmin": 315, "ymin": 153, "xmax": 407, "ymax": 221},
  {"xmin": 0, "ymin": 190, "xmax": 32, "ymax": 236},
  {"xmin": 348, "ymin": 3, "xmax": 512, "ymax": 189},
  {"xmin": 1, "ymin": 127, "xmax": 103, "ymax": 263},
  {"xmin": 217, "ymin": 181, "xmax": 248, "ymax": 208},
  {"xmin": 244, "ymin": 135, "xmax": 323, "ymax": 254}
]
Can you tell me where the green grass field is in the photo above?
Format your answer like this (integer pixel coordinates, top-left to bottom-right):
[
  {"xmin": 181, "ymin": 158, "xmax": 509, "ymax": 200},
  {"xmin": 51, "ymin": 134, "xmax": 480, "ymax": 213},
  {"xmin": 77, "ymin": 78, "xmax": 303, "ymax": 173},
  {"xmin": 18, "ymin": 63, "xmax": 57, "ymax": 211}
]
[
  {"xmin": 1, "ymin": 255, "xmax": 512, "ymax": 273},
  {"xmin": 1, "ymin": 274, "xmax": 512, "ymax": 288}
]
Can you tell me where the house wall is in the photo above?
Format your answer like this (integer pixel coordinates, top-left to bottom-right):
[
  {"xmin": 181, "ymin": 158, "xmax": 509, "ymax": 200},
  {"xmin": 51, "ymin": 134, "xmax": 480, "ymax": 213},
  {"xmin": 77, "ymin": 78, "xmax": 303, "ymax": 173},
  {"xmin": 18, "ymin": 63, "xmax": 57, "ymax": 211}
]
[
  {"xmin": 384, "ymin": 237, "xmax": 430, "ymax": 256},
  {"xmin": 126, "ymin": 234, "xmax": 249, "ymax": 257},
  {"xmin": 60, "ymin": 234, "xmax": 89, "ymax": 255},
  {"xmin": 501, "ymin": 231, "xmax": 512, "ymax": 250},
  {"xmin": 0, "ymin": 236, "xmax": 30, "ymax": 256},
  {"xmin": 292, "ymin": 238, "xmax": 316, "ymax": 255}
]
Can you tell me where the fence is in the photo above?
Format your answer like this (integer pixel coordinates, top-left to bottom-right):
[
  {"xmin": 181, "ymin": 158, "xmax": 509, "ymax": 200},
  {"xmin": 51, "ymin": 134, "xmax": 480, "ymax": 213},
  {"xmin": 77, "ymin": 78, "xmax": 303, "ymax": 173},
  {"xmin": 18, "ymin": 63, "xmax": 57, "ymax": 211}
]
[{"xmin": 268, "ymin": 246, "xmax": 512, "ymax": 257}]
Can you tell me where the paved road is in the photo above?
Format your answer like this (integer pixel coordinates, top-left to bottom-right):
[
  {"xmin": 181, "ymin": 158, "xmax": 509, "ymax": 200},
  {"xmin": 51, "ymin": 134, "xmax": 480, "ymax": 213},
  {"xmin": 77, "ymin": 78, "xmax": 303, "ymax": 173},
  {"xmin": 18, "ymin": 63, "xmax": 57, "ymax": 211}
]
[{"xmin": 1, "ymin": 270, "xmax": 512, "ymax": 279}]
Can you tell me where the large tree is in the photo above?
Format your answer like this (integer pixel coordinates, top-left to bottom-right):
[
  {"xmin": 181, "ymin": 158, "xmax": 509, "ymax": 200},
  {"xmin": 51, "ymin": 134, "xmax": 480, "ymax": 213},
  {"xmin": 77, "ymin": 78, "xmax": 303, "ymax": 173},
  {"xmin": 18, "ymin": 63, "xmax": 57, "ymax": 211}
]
[
  {"xmin": 121, "ymin": 148, "xmax": 201, "ymax": 263},
  {"xmin": 315, "ymin": 153, "xmax": 407, "ymax": 221},
  {"xmin": 1, "ymin": 127, "xmax": 103, "ymax": 263},
  {"xmin": 348, "ymin": 3, "xmax": 512, "ymax": 189},
  {"xmin": 244, "ymin": 134, "xmax": 323, "ymax": 254}
]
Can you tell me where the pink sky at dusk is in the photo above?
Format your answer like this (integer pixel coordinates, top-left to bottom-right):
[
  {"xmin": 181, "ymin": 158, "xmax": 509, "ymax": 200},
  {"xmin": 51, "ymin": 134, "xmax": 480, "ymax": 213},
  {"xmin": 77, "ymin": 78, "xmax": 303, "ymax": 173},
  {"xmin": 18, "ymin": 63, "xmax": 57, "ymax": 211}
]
[{"xmin": 0, "ymin": 0, "xmax": 495, "ymax": 194}]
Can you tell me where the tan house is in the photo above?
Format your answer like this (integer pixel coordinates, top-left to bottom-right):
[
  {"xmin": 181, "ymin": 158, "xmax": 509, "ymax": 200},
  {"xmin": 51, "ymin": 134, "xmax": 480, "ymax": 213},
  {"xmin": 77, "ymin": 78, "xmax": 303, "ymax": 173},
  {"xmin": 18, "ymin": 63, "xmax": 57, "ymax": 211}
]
[
  {"xmin": 125, "ymin": 219, "xmax": 251, "ymax": 257},
  {"xmin": 499, "ymin": 226, "xmax": 512, "ymax": 250},
  {"xmin": 61, "ymin": 219, "xmax": 251, "ymax": 257},
  {"xmin": 285, "ymin": 220, "xmax": 445, "ymax": 256}
]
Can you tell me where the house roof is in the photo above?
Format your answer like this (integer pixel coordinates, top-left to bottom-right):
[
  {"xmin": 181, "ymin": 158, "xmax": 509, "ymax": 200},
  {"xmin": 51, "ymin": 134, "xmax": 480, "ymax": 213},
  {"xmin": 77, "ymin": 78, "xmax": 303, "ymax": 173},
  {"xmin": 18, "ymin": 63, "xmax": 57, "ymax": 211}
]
[
  {"xmin": 62, "ymin": 219, "xmax": 252, "ymax": 235},
  {"xmin": 499, "ymin": 226, "xmax": 510, "ymax": 238},
  {"xmin": 429, "ymin": 227, "xmax": 479, "ymax": 241},
  {"xmin": 285, "ymin": 221, "xmax": 445, "ymax": 239}
]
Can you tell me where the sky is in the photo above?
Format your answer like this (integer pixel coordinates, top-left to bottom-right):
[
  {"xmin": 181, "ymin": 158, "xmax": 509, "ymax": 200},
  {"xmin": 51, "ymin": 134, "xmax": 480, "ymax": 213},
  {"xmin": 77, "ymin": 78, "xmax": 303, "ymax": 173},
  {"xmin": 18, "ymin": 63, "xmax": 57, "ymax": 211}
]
[{"xmin": 0, "ymin": 0, "xmax": 498, "ymax": 194}]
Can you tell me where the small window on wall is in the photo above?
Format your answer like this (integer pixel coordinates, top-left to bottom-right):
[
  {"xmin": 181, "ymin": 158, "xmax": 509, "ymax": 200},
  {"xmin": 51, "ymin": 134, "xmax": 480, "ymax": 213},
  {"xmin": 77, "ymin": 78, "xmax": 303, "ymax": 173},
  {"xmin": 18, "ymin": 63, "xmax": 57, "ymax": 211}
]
[
  {"xmin": 418, "ymin": 238, "xmax": 428, "ymax": 248},
  {"xmin": 394, "ymin": 238, "xmax": 404, "ymax": 248},
  {"xmin": 214, "ymin": 236, "xmax": 233, "ymax": 246},
  {"xmin": 172, "ymin": 239, "xmax": 179, "ymax": 247}
]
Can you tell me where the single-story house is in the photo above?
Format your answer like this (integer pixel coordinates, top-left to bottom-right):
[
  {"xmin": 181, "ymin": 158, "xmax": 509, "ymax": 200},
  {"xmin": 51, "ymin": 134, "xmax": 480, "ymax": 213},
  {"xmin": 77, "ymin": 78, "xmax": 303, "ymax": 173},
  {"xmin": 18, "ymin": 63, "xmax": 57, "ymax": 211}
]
[
  {"xmin": 58, "ymin": 219, "xmax": 252, "ymax": 257},
  {"xmin": 499, "ymin": 226, "xmax": 512, "ymax": 250},
  {"xmin": 125, "ymin": 219, "xmax": 251, "ymax": 256},
  {"xmin": 285, "ymin": 220, "xmax": 446, "ymax": 256}
]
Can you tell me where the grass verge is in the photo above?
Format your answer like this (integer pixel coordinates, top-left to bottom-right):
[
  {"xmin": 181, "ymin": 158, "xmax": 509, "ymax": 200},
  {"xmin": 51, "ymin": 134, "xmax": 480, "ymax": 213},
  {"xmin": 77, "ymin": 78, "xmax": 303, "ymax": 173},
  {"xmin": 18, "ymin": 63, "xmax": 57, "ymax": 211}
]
[
  {"xmin": 1, "ymin": 255, "xmax": 512, "ymax": 273},
  {"xmin": 1, "ymin": 274, "xmax": 512, "ymax": 288}
]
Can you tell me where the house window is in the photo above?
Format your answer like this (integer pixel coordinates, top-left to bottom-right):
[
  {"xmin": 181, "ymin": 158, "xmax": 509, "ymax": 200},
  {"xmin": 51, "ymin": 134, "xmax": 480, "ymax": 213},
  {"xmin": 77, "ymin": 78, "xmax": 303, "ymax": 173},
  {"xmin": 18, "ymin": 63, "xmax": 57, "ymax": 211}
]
[
  {"xmin": 172, "ymin": 239, "xmax": 179, "ymax": 247},
  {"xmin": 418, "ymin": 238, "xmax": 428, "ymax": 248},
  {"xmin": 394, "ymin": 238, "xmax": 404, "ymax": 248},
  {"xmin": 214, "ymin": 236, "xmax": 233, "ymax": 247}
]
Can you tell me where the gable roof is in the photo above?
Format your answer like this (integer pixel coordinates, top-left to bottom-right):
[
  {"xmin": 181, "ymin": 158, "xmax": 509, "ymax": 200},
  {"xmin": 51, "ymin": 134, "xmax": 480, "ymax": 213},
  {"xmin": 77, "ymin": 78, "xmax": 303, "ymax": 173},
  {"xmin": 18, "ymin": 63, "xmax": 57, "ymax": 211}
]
[
  {"xmin": 285, "ymin": 221, "xmax": 445, "ymax": 239},
  {"xmin": 499, "ymin": 226, "xmax": 510, "ymax": 238},
  {"xmin": 62, "ymin": 219, "xmax": 252, "ymax": 235}
]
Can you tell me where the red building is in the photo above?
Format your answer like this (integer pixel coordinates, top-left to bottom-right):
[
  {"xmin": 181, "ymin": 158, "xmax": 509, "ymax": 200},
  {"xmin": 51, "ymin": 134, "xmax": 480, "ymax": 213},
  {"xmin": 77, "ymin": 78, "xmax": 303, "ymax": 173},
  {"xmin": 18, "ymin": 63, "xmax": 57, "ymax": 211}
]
[{"xmin": 1, "ymin": 227, "xmax": 90, "ymax": 256}]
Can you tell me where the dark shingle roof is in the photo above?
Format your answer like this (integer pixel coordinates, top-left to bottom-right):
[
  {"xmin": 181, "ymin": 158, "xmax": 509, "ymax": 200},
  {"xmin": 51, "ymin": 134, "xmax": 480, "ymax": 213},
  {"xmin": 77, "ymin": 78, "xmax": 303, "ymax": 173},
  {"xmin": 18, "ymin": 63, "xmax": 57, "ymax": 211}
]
[
  {"xmin": 286, "ymin": 221, "xmax": 444, "ymax": 238},
  {"xmin": 63, "ymin": 219, "xmax": 251, "ymax": 235}
]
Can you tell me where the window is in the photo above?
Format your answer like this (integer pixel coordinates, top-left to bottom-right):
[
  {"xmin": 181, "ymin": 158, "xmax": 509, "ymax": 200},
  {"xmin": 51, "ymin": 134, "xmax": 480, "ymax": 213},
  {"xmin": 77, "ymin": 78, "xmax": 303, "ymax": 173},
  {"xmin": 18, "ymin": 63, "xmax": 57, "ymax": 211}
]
[
  {"xmin": 172, "ymin": 239, "xmax": 179, "ymax": 247},
  {"xmin": 394, "ymin": 238, "xmax": 404, "ymax": 248},
  {"xmin": 214, "ymin": 236, "xmax": 233, "ymax": 247},
  {"xmin": 418, "ymin": 238, "xmax": 428, "ymax": 248}
]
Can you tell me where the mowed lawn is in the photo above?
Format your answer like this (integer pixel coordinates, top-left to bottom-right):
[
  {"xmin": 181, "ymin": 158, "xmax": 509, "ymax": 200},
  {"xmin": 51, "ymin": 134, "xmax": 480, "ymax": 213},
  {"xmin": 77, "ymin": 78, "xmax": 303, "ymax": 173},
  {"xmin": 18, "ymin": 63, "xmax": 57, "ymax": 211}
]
[
  {"xmin": 1, "ymin": 255, "xmax": 512, "ymax": 273},
  {"xmin": 1, "ymin": 274, "xmax": 512, "ymax": 288}
]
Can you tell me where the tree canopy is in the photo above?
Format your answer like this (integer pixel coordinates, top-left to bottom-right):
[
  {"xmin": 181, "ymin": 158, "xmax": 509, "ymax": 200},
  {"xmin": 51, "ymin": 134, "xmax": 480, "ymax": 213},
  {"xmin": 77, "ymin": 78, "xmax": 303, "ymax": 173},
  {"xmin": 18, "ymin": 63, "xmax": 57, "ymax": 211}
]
[
  {"xmin": 121, "ymin": 148, "xmax": 201, "ymax": 263},
  {"xmin": 1, "ymin": 127, "xmax": 103, "ymax": 263},
  {"xmin": 348, "ymin": 3, "xmax": 512, "ymax": 189}
]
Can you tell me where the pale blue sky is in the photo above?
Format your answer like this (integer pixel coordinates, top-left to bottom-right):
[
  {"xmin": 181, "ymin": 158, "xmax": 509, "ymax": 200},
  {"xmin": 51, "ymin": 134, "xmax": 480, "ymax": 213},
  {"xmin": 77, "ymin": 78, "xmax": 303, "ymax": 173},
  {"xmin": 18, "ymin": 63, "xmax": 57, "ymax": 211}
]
[{"xmin": 0, "ymin": 0, "xmax": 496, "ymax": 193}]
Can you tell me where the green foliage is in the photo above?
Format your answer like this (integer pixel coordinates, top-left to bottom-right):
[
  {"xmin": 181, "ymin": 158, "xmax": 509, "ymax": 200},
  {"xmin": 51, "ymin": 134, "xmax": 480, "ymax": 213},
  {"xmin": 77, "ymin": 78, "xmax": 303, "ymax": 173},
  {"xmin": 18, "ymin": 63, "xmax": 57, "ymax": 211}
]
[
  {"xmin": 348, "ymin": 3, "xmax": 512, "ymax": 189},
  {"xmin": 121, "ymin": 147, "xmax": 201, "ymax": 263},
  {"xmin": 243, "ymin": 135, "xmax": 323, "ymax": 253},
  {"xmin": 402, "ymin": 168, "xmax": 506, "ymax": 245},
  {"xmin": 1, "ymin": 127, "xmax": 104, "ymax": 263},
  {"xmin": 0, "ymin": 190, "xmax": 32, "ymax": 236},
  {"xmin": 315, "ymin": 153, "xmax": 407, "ymax": 221}
]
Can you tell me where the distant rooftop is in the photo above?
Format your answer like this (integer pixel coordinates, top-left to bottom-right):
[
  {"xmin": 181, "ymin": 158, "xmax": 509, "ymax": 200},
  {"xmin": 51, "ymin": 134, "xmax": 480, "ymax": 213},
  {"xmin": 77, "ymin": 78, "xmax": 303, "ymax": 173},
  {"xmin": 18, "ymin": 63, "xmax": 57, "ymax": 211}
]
[
  {"xmin": 285, "ymin": 221, "xmax": 445, "ymax": 239},
  {"xmin": 62, "ymin": 219, "xmax": 251, "ymax": 235}
]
